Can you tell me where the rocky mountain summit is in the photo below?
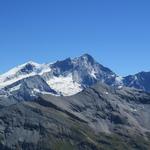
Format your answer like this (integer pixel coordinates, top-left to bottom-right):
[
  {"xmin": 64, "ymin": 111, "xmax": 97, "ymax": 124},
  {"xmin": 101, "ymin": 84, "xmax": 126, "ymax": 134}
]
[{"xmin": 0, "ymin": 54, "xmax": 119, "ymax": 96}]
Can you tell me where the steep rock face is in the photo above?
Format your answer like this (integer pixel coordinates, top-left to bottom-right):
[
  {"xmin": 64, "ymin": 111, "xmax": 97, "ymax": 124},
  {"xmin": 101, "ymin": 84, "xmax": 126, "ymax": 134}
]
[
  {"xmin": 0, "ymin": 83, "xmax": 150, "ymax": 149},
  {"xmin": 71, "ymin": 54, "xmax": 116, "ymax": 86},
  {"xmin": 41, "ymin": 83, "xmax": 150, "ymax": 134},
  {"xmin": 123, "ymin": 71, "xmax": 150, "ymax": 92},
  {"xmin": 37, "ymin": 54, "xmax": 118, "ymax": 95}
]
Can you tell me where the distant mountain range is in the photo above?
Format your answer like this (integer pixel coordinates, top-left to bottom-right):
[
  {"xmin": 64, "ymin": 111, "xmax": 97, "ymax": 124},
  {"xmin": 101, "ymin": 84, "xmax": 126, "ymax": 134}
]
[{"xmin": 0, "ymin": 54, "xmax": 150, "ymax": 98}]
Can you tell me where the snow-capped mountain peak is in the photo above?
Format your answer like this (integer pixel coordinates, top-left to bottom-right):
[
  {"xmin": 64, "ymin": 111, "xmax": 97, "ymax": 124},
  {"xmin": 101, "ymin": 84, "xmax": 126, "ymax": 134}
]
[
  {"xmin": 0, "ymin": 61, "xmax": 40, "ymax": 78},
  {"xmin": 0, "ymin": 61, "xmax": 49, "ymax": 88},
  {"xmin": 1, "ymin": 53, "xmax": 150, "ymax": 97},
  {"xmin": 0, "ymin": 54, "xmax": 118, "ymax": 96}
]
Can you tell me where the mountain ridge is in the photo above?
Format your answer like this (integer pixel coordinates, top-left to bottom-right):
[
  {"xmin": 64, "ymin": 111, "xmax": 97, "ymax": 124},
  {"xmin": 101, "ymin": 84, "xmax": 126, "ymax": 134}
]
[{"xmin": 0, "ymin": 54, "xmax": 150, "ymax": 97}]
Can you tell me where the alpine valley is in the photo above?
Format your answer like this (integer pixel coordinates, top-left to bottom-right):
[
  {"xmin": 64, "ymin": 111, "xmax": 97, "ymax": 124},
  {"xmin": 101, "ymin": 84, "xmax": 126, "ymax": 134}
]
[{"xmin": 0, "ymin": 54, "xmax": 150, "ymax": 150}]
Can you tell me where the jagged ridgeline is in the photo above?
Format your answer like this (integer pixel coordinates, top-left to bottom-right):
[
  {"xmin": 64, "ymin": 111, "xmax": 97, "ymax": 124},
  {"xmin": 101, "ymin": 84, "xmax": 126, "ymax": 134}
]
[
  {"xmin": 1, "ymin": 54, "xmax": 150, "ymax": 97},
  {"xmin": 0, "ymin": 54, "xmax": 150, "ymax": 149}
]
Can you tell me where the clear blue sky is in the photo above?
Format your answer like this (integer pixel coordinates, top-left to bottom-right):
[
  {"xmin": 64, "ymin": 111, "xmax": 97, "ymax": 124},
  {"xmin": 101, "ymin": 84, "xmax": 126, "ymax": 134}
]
[{"xmin": 0, "ymin": 0, "xmax": 150, "ymax": 76}]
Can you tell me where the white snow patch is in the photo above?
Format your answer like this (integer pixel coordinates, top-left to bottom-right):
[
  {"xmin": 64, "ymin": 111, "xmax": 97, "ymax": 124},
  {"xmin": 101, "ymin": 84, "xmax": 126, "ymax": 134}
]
[
  {"xmin": 111, "ymin": 74, "xmax": 115, "ymax": 77},
  {"xmin": 134, "ymin": 75, "xmax": 138, "ymax": 80},
  {"xmin": 33, "ymin": 88, "xmax": 41, "ymax": 93},
  {"xmin": 33, "ymin": 88, "xmax": 59, "ymax": 96},
  {"xmin": 104, "ymin": 92, "xmax": 109, "ymax": 95},
  {"xmin": 118, "ymin": 85, "xmax": 123, "ymax": 89},
  {"xmin": 130, "ymin": 108, "xmax": 137, "ymax": 112},
  {"xmin": 9, "ymin": 84, "xmax": 21, "ymax": 92},
  {"xmin": 46, "ymin": 74, "xmax": 82, "ymax": 96},
  {"xmin": 91, "ymin": 70, "xmax": 97, "ymax": 78},
  {"xmin": 115, "ymin": 76, "xmax": 123, "ymax": 83}
]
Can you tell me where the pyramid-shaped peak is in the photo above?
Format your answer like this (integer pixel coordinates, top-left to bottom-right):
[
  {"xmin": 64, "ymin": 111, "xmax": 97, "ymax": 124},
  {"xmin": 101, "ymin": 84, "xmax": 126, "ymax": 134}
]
[
  {"xmin": 80, "ymin": 53, "xmax": 94, "ymax": 59},
  {"xmin": 75, "ymin": 53, "xmax": 96, "ymax": 65}
]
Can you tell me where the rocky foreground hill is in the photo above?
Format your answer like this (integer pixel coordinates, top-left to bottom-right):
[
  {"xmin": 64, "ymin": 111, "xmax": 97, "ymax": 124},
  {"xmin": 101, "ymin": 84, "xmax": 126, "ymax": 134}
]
[{"xmin": 0, "ymin": 82, "xmax": 150, "ymax": 150}]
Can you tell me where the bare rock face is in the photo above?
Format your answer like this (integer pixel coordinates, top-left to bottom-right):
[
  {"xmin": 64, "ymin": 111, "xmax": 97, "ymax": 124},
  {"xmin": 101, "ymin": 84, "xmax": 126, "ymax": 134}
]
[
  {"xmin": 123, "ymin": 71, "xmax": 150, "ymax": 92},
  {"xmin": 0, "ymin": 83, "xmax": 150, "ymax": 150}
]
